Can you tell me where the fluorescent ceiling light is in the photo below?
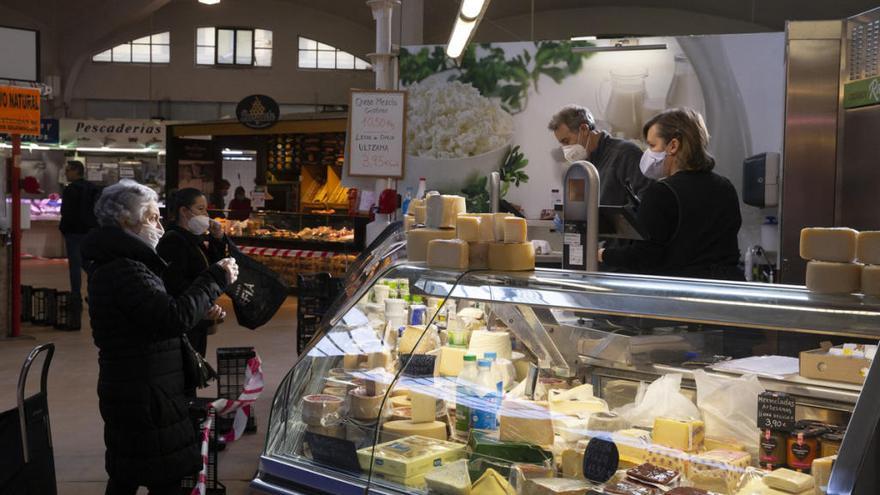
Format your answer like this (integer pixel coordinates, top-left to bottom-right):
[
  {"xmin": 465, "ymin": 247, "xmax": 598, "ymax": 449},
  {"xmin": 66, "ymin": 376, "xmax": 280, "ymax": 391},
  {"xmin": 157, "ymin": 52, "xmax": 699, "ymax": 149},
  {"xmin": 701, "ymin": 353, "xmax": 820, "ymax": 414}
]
[
  {"xmin": 446, "ymin": 17, "xmax": 476, "ymax": 59},
  {"xmin": 76, "ymin": 147, "xmax": 162, "ymax": 153},
  {"xmin": 571, "ymin": 36, "xmax": 597, "ymax": 41},
  {"xmin": 460, "ymin": 0, "xmax": 487, "ymax": 21},
  {"xmin": 198, "ymin": 0, "xmax": 220, "ymax": 4}
]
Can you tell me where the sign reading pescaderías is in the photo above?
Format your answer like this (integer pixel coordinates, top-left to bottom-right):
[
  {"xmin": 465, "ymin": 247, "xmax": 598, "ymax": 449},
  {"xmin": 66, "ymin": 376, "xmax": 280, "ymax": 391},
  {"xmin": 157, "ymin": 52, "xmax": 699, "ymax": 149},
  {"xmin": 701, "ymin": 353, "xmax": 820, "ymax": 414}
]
[
  {"xmin": 346, "ymin": 89, "xmax": 406, "ymax": 179},
  {"xmin": 0, "ymin": 85, "xmax": 40, "ymax": 136},
  {"xmin": 60, "ymin": 119, "xmax": 165, "ymax": 149},
  {"xmin": 236, "ymin": 94, "xmax": 279, "ymax": 129}
]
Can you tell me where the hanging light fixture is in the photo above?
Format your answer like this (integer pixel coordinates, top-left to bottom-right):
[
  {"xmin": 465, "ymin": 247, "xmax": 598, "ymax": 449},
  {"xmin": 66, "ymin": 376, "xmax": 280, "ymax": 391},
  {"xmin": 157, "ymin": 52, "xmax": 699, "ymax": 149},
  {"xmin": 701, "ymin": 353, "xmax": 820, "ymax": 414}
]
[
  {"xmin": 446, "ymin": 0, "xmax": 490, "ymax": 59},
  {"xmin": 198, "ymin": 0, "xmax": 220, "ymax": 5}
]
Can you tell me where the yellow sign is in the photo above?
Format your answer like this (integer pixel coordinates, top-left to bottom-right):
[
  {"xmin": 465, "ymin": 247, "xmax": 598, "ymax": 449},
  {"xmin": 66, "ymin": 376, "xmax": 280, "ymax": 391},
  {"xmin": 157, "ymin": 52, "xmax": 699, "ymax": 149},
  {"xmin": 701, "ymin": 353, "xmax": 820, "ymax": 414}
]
[{"xmin": 0, "ymin": 86, "xmax": 41, "ymax": 136}]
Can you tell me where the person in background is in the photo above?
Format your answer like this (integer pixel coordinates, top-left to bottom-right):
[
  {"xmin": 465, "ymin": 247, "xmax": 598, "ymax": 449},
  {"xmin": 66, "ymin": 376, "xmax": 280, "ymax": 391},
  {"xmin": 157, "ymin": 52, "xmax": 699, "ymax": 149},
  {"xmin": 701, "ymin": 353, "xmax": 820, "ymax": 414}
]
[
  {"xmin": 600, "ymin": 108, "xmax": 743, "ymax": 280},
  {"xmin": 157, "ymin": 188, "xmax": 230, "ymax": 359},
  {"xmin": 548, "ymin": 104, "xmax": 653, "ymax": 207},
  {"xmin": 59, "ymin": 160, "xmax": 99, "ymax": 311},
  {"xmin": 80, "ymin": 180, "xmax": 238, "ymax": 495},
  {"xmin": 227, "ymin": 186, "xmax": 253, "ymax": 221},
  {"xmin": 209, "ymin": 179, "xmax": 231, "ymax": 217}
]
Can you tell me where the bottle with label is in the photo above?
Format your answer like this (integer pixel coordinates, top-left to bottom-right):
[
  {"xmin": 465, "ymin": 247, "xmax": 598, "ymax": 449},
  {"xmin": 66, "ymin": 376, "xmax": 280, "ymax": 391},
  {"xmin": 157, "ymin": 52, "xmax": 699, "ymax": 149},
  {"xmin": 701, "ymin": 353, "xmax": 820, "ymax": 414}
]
[
  {"xmin": 454, "ymin": 355, "xmax": 478, "ymax": 440},
  {"xmin": 401, "ymin": 187, "xmax": 414, "ymax": 215},
  {"xmin": 483, "ymin": 352, "xmax": 504, "ymax": 394},
  {"xmin": 471, "ymin": 359, "xmax": 500, "ymax": 430}
]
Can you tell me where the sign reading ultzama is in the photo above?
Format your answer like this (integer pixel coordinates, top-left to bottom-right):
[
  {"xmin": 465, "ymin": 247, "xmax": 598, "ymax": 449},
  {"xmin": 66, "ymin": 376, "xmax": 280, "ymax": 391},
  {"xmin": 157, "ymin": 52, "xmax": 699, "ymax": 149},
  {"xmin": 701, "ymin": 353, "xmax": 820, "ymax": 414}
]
[{"xmin": 0, "ymin": 86, "xmax": 40, "ymax": 136}]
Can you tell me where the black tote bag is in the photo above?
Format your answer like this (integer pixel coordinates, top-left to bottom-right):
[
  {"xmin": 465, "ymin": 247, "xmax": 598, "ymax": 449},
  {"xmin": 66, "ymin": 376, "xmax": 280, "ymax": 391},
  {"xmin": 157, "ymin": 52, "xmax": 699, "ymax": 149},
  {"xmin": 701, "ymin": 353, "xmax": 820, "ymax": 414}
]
[{"xmin": 224, "ymin": 241, "xmax": 289, "ymax": 330}]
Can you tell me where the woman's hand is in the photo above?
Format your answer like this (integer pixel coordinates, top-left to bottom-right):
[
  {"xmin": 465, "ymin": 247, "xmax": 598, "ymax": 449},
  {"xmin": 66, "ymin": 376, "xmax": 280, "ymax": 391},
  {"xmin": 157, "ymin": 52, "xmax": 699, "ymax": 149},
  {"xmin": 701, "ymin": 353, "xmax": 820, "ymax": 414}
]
[
  {"xmin": 206, "ymin": 304, "xmax": 226, "ymax": 321},
  {"xmin": 217, "ymin": 257, "xmax": 239, "ymax": 284},
  {"xmin": 209, "ymin": 218, "xmax": 224, "ymax": 239}
]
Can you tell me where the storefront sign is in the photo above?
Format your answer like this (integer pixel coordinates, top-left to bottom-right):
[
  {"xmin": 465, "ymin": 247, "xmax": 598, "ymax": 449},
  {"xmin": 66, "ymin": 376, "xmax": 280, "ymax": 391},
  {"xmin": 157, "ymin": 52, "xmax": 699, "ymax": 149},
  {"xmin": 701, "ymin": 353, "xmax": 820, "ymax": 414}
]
[
  {"xmin": 0, "ymin": 85, "xmax": 40, "ymax": 136},
  {"xmin": 60, "ymin": 118, "xmax": 165, "ymax": 149},
  {"xmin": 346, "ymin": 89, "xmax": 406, "ymax": 179},
  {"xmin": 1, "ymin": 118, "xmax": 59, "ymax": 144},
  {"xmin": 843, "ymin": 76, "xmax": 880, "ymax": 109},
  {"xmin": 236, "ymin": 94, "xmax": 279, "ymax": 129}
]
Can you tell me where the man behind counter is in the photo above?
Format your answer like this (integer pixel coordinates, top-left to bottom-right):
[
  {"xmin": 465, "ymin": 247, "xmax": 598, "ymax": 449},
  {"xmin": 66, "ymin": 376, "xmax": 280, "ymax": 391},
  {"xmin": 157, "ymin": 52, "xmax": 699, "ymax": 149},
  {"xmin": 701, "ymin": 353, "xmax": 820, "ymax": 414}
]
[{"xmin": 548, "ymin": 104, "xmax": 653, "ymax": 208}]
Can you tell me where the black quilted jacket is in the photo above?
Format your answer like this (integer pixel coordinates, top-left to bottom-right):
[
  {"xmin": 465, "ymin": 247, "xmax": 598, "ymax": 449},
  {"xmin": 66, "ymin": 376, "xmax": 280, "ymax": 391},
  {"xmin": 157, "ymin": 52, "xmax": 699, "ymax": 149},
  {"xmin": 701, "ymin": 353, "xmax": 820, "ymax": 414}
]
[{"xmin": 81, "ymin": 226, "xmax": 227, "ymax": 486}]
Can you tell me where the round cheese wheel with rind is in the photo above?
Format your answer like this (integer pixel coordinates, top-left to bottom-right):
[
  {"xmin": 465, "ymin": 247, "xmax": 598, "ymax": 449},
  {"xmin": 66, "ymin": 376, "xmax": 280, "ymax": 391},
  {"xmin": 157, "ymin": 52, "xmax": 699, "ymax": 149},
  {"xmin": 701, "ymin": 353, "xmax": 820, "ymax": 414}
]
[{"xmin": 488, "ymin": 242, "xmax": 535, "ymax": 271}]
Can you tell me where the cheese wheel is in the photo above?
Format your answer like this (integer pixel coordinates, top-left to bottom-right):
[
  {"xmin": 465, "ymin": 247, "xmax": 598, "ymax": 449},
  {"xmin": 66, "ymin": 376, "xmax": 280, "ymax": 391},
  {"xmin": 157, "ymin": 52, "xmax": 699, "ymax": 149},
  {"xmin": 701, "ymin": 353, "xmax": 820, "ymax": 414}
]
[
  {"xmin": 800, "ymin": 227, "xmax": 858, "ymax": 262},
  {"xmin": 468, "ymin": 330, "xmax": 513, "ymax": 359},
  {"xmin": 413, "ymin": 205, "xmax": 427, "ymax": 225},
  {"xmin": 427, "ymin": 194, "xmax": 467, "ymax": 229},
  {"xmin": 806, "ymin": 261, "xmax": 861, "ymax": 294},
  {"xmin": 863, "ymin": 265, "xmax": 880, "ymax": 296},
  {"xmin": 302, "ymin": 394, "xmax": 344, "ymax": 426},
  {"xmin": 503, "ymin": 217, "xmax": 528, "ymax": 243},
  {"xmin": 488, "ymin": 242, "xmax": 536, "ymax": 271},
  {"xmin": 380, "ymin": 419, "xmax": 447, "ymax": 442},
  {"xmin": 306, "ymin": 424, "xmax": 346, "ymax": 439},
  {"xmin": 323, "ymin": 387, "xmax": 348, "ymax": 397},
  {"xmin": 859, "ymin": 231, "xmax": 880, "ymax": 264},
  {"xmin": 493, "ymin": 213, "xmax": 513, "ymax": 241},
  {"xmin": 469, "ymin": 242, "xmax": 489, "ymax": 270},
  {"xmin": 349, "ymin": 387, "xmax": 388, "ymax": 420},
  {"xmin": 407, "ymin": 228, "xmax": 456, "ymax": 262},
  {"xmin": 391, "ymin": 395, "xmax": 412, "ymax": 408},
  {"xmin": 427, "ymin": 239, "xmax": 469, "ymax": 270},
  {"xmin": 391, "ymin": 407, "xmax": 412, "ymax": 421},
  {"xmin": 456, "ymin": 215, "xmax": 482, "ymax": 242}
]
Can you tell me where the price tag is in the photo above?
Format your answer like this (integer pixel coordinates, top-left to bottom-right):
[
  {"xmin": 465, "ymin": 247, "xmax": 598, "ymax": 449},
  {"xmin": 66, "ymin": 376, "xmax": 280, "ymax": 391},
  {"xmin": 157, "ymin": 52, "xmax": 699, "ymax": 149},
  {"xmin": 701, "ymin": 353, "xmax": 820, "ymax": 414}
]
[
  {"xmin": 757, "ymin": 391, "xmax": 796, "ymax": 431},
  {"xmin": 582, "ymin": 436, "xmax": 619, "ymax": 483}
]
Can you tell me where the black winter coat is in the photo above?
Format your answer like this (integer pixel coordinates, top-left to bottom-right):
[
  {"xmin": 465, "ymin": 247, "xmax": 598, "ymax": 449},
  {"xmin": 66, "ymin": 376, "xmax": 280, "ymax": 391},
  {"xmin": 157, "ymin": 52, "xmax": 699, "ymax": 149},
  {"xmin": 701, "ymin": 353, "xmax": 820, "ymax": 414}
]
[{"xmin": 81, "ymin": 226, "xmax": 228, "ymax": 486}]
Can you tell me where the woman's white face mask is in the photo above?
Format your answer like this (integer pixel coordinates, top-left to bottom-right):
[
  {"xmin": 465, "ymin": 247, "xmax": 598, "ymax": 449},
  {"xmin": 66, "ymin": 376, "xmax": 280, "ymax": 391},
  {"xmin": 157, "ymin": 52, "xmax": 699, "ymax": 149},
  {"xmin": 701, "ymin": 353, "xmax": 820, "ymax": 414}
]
[
  {"xmin": 186, "ymin": 213, "xmax": 210, "ymax": 235},
  {"xmin": 639, "ymin": 149, "xmax": 667, "ymax": 179},
  {"xmin": 133, "ymin": 202, "xmax": 164, "ymax": 249}
]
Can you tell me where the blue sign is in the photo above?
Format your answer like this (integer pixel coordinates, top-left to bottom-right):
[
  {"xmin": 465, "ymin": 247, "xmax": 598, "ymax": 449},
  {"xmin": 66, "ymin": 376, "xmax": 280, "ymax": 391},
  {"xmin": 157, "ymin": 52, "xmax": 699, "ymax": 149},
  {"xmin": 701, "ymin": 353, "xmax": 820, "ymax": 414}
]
[{"xmin": 1, "ymin": 118, "xmax": 59, "ymax": 144}]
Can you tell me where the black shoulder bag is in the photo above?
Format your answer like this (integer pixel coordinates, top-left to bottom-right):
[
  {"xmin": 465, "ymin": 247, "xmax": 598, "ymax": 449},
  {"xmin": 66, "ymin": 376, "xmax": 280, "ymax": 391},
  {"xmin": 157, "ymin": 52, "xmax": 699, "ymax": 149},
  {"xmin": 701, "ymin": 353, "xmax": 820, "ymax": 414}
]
[{"xmin": 182, "ymin": 333, "xmax": 217, "ymax": 389}]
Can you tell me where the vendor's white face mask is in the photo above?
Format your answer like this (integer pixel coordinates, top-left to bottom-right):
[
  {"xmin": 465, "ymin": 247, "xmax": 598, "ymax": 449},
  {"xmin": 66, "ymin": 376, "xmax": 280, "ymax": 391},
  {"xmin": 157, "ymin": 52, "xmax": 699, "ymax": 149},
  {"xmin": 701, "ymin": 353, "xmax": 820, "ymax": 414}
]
[
  {"xmin": 561, "ymin": 128, "xmax": 591, "ymax": 163},
  {"xmin": 186, "ymin": 214, "xmax": 210, "ymax": 235},
  {"xmin": 639, "ymin": 149, "xmax": 667, "ymax": 179},
  {"xmin": 137, "ymin": 223, "xmax": 164, "ymax": 250}
]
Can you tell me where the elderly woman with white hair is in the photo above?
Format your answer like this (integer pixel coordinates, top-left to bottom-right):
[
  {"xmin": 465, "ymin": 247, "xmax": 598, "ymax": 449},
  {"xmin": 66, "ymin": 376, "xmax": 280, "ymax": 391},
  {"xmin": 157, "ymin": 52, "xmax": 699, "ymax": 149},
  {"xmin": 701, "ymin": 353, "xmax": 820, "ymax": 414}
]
[{"xmin": 81, "ymin": 180, "xmax": 238, "ymax": 495}]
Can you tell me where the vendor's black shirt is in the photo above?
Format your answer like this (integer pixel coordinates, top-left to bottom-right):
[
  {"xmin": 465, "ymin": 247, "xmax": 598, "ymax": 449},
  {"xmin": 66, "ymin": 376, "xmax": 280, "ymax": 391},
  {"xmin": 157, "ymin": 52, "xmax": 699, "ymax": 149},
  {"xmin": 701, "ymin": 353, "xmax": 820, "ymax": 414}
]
[{"xmin": 590, "ymin": 131, "xmax": 654, "ymax": 206}]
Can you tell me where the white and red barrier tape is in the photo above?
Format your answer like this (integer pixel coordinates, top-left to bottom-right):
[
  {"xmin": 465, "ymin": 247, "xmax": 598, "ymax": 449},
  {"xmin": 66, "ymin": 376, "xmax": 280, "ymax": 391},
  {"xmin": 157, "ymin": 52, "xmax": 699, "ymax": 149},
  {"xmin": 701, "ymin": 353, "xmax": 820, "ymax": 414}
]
[
  {"xmin": 191, "ymin": 354, "xmax": 264, "ymax": 495},
  {"xmin": 239, "ymin": 246, "xmax": 334, "ymax": 258}
]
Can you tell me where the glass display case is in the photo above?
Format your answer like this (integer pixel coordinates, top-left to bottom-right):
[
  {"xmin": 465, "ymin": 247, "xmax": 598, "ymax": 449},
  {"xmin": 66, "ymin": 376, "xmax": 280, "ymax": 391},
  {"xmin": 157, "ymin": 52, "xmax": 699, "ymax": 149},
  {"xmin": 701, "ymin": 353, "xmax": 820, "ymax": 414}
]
[{"xmin": 253, "ymin": 234, "xmax": 880, "ymax": 495}]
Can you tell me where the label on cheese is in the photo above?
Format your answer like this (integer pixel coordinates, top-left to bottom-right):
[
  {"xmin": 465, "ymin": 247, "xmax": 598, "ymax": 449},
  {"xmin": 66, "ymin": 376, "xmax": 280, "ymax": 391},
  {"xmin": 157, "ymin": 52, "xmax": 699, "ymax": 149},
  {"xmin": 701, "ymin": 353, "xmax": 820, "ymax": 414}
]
[
  {"xmin": 800, "ymin": 227, "xmax": 858, "ymax": 262},
  {"xmin": 805, "ymin": 261, "xmax": 862, "ymax": 294},
  {"xmin": 456, "ymin": 215, "xmax": 482, "ymax": 242},
  {"xmin": 427, "ymin": 194, "xmax": 467, "ymax": 229},
  {"xmin": 862, "ymin": 264, "xmax": 880, "ymax": 296},
  {"xmin": 407, "ymin": 228, "xmax": 457, "ymax": 262},
  {"xmin": 503, "ymin": 217, "xmax": 528, "ymax": 243},
  {"xmin": 857, "ymin": 231, "xmax": 880, "ymax": 264},
  {"xmin": 488, "ymin": 242, "xmax": 536, "ymax": 271},
  {"xmin": 427, "ymin": 239, "xmax": 470, "ymax": 270}
]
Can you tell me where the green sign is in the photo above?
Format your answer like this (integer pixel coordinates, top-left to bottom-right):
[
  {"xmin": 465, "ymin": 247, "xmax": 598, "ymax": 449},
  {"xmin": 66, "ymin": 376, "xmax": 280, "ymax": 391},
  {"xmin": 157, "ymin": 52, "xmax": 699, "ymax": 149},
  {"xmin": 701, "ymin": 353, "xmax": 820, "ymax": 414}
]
[{"xmin": 843, "ymin": 76, "xmax": 880, "ymax": 109}]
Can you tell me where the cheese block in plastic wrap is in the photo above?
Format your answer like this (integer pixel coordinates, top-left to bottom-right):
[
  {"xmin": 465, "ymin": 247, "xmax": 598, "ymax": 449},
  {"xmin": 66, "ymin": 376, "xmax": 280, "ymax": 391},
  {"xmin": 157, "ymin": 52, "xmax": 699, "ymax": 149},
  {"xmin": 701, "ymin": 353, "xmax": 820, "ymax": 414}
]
[
  {"xmin": 357, "ymin": 435, "xmax": 466, "ymax": 478},
  {"xmin": 488, "ymin": 242, "xmax": 536, "ymax": 271},
  {"xmin": 511, "ymin": 463, "xmax": 555, "ymax": 493},
  {"xmin": 424, "ymin": 459, "xmax": 472, "ymax": 495},
  {"xmin": 612, "ymin": 429, "xmax": 652, "ymax": 467},
  {"xmin": 428, "ymin": 239, "xmax": 470, "ymax": 270},
  {"xmin": 687, "ymin": 449, "xmax": 752, "ymax": 494},
  {"xmin": 800, "ymin": 228, "xmax": 858, "ymax": 262},
  {"xmin": 805, "ymin": 261, "xmax": 861, "ymax": 294},
  {"xmin": 862, "ymin": 264, "xmax": 880, "ymax": 296},
  {"xmin": 427, "ymin": 194, "xmax": 467, "ymax": 229},
  {"xmin": 407, "ymin": 228, "xmax": 456, "ymax": 262},
  {"xmin": 561, "ymin": 447, "xmax": 585, "ymax": 478},
  {"xmin": 399, "ymin": 325, "xmax": 440, "ymax": 355},
  {"xmin": 457, "ymin": 215, "xmax": 482, "ymax": 242},
  {"xmin": 736, "ymin": 477, "xmax": 814, "ymax": 495},
  {"xmin": 503, "ymin": 217, "xmax": 528, "ymax": 243},
  {"xmin": 498, "ymin": 400, "xmax": 555, "ymax": 446},
  {"xmin": 522, "ymin": 477, "xmax": 591, "ymax": 495},
  {"xmin": 762, "ymin": 468, "xmax": 814, "ymax": 493},
  {"xmin": 548, "ymin": 385, "xmax": 607, "ymax": 416},
  {"xmin": 469, "ymin": 242, "xmax": 490, "ymax": 269},
  {"xmin": 857, "ymin": 231, "xmax": 880, "ymax": 264},
  {"xmin": 472, "ymin": 468, "xmax": 516, "ymax": 495},
  {"xmin": 645, "ymin": 444, "xmax": 690, "ymax": 473}
]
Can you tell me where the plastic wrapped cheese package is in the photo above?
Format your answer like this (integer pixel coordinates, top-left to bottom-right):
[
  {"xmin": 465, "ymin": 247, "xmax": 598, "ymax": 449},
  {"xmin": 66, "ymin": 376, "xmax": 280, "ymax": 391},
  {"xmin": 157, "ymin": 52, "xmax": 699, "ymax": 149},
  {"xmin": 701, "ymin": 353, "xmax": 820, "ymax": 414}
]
[{"xmin": 692, "ymin": 369, "xmax": 764, "ymax": 460}]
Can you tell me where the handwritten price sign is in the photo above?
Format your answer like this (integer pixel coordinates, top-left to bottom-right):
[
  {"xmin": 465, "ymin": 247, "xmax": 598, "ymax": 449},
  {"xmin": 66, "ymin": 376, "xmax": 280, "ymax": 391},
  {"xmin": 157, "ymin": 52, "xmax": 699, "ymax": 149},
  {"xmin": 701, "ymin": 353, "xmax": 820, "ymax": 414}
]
[{"xmin": 346, "ymin": 89, "xmax": 407, "ymax": 179}]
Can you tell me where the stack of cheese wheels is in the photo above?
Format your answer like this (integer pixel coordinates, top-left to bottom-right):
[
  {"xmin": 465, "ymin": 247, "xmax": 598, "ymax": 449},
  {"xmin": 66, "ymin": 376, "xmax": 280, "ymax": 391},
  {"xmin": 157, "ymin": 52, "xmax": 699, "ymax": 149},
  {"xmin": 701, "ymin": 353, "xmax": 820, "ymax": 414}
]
[
  {"xmin": 800, "ymin": 228, "xmax": 861, "ymax": 294},
  {"xmin": 857, "ymin": 231, "xmax": 880, "ymax": 296},
  {"xmin": 405, "ymin": 192, "xmax": 464, "ymax": 262}
]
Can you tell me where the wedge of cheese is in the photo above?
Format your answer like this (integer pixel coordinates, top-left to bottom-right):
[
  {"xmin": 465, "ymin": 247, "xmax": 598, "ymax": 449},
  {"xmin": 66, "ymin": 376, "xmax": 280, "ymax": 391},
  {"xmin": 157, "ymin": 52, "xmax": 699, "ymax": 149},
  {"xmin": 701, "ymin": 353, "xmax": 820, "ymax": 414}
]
[
  {"xmin": 427, "ymin": 194, "xmax": 467, "ymax": 229},
  {"xmin": 424, "ymin": 459, "xmax": 471, "ymax": 495},
  {"xmin": 812, "ymin": 455, "xmax": 836, "ymax": 495},
  {"xmin": 407, "ymin": 228, "xmax": 456, "ymax": 262},
  {"xmin": 427, "ymin": 239, "xmax": 470, "ymax": 270},
  {"xmin": 488, "ymin": 242, "xmax": 536, "ymax": 271},
  {"xmin": 805, "ymin": 261, "xmax": 862, "ymax": 294},
  {"xmin": 800, "ymin": 227, "xmax": 858, "ymax": 262},
  {"xmin": 472, "ymin": 468, "xmax": 516, "ymax": 495}
]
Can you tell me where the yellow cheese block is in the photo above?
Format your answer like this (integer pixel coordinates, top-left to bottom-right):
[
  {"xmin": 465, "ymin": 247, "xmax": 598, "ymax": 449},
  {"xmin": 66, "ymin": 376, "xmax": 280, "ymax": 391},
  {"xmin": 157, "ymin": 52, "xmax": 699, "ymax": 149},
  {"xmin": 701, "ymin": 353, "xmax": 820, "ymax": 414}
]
[
  {"xmin": 806, "ymin": 261, "xmax": 862, "ymax": 294},
  {"xmin": 410, "ymin": 392, "xmax": 438, "ymax": 424},
  {"xmin": 800, "ymin": 227, "xmax": 858, "ymax": 262},
  {"xmin": 705, "ymin": 437, "xmax": 746, "ymax": 452},
  {"xmin": 427, "ymin": 194, "xmax": 467, "ymax": 229},
  {"xmin": 548, "ymin": 385, "xmax": 608, "ymax": 416},
  {"xmin": 736, "ymin": 478, "xmax": 814, "ymax": 495},
  {"xmin": 428, "ymin": 239, "xmax": 470, "ymax": 270},
  {"xmin": 488, "ymin": 242, "xmax": 536, "ymax": 271},
  {"xmin": 503, "ymin": 217, "xmax": 528, "ymax": 243},
  {"xmin": 407, "ymin": 228, "xmax": 457, "ymax": 262},
  {"xmin": 652, "ymin": 417, "xmax": 705, "ymax": 452},
  {"xmin": 472, "ymin": 468, "xmax": 516, "ymax": 495},
  {"xmin": 399, "ymin": 325, "xmax": 437, "ymax": 355},
  {"xmin": 812, "ymin": 455, "xmax": 836, "ymax": 495},
  {"xmin": 469, "ymin": 242, "xmax": 490, "ymax": 270},
  {"xmin": 857, "ymin": 231, "xmax": 880, "ymax": 264},
  {"xmin": 688, "ymin": 449, "xmax": 752, "ymax": 494},
  {"xmin": 381, "ymin": 420, "xmax": 448, "ymax": 443},
  {"xmin": 413, "ymin": 205, "xmax": 428, "ymax": 225},
  {"xmin": 523, "ymin": 478, "xmax": 591, "ymax": 495},
  {"xmin": 493, "ymin": 213, "xmax": 513, "ymax": 241},
  {"xmin": 862, "ymin": 264, "xmax": 880, "ymax": 296},
  {"xmin": 763, "ymin": 468, "xmax": 815, "ymax": 493},
  {"xmin": 437, "ymin": 346, "xmax": 469, "ymax": 377},
  {"xmin": 405, "ymin": 215, "xmax": 417, "ymax": 231},
  {"xmin": 561, "ymin": 448, "xmax": 584, "ymax": 478},
  {"xmin": 424, "ymin": 459, "xmax": 471, "ymax": 495},
  {"xmin": 612, "ymin": 428, "xmax": 652, "ymax": 465},
  {"xmin": 456, "ymin": 215, "xmax": 482, "ymax": 242},
  {"xmin": 499, "ymin": 400, "xmax": 555, "ymax": 446},
  {"xmin": 645, "ymin": 444, "xmax": 691, "ymax": 473}
]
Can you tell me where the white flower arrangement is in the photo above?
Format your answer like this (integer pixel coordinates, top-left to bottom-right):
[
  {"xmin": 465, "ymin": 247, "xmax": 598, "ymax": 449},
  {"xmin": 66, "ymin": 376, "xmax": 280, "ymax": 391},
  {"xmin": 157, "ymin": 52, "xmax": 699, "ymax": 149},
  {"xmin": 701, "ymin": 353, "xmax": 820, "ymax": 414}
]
[{"xmin": 406, "ymin": 80, "xmax": 514, "ymax": 159}]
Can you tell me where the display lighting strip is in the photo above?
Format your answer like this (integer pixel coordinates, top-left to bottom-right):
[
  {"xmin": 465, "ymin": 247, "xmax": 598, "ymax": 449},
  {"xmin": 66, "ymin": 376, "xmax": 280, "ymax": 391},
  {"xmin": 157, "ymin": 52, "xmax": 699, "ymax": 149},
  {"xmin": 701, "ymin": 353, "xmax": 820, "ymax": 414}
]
[
  {"xmin": 75, "ymin": 147, "xmax": 163, "ymax": 154},
  {"xmin": 446, "ymin": 0, "xmax": 492, "ymax": 60},
  {"xmin": 198, "ymin": 0, "xmax": 220, "ymax": 5}
]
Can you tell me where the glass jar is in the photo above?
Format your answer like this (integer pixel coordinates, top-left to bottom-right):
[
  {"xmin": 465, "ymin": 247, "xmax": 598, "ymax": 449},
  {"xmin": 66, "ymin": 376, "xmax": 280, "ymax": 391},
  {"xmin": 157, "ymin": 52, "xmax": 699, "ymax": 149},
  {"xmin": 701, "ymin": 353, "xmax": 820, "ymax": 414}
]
[
  {"xmin": 787, "ymin": 423, "xmax": 828, "ymax": 472},
  {"xmin": 820, "ymin": 431, "xmax": 844, "ymax": 457},
  {"xmin": 759, "ymin": 429, "xmax": 788, "ymax": 469}
]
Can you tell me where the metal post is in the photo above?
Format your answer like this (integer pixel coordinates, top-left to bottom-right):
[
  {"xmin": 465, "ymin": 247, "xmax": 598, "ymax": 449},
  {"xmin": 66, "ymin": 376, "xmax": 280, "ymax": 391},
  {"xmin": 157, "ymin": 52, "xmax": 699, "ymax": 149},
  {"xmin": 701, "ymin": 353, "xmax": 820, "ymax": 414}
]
[
  {"xmin": 11, "ymin": 134, "xmax": 21, "ymax": 337},
  {"xmin": 367, "ymin": 0, "xmax": 400, "ymax": 91},
  {"xmin": 490, "ymin": 172, "xmax": 500, "ymax": 213}
]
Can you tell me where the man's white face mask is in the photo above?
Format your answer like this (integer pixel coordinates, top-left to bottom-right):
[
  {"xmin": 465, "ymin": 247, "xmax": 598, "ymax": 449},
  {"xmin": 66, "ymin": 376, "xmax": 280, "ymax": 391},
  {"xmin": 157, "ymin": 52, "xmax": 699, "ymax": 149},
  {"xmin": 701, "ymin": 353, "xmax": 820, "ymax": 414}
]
[{"xmin": 560, "ymin": 127, "xmax": 591, "ymax": 163}]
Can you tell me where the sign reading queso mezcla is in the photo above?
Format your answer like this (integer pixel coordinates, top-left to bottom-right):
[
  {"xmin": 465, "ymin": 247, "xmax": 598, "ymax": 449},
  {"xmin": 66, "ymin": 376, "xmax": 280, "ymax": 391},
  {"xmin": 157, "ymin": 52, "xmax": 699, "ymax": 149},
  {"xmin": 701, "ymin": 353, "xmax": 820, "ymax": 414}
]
[
  {"xmin": 236, "ymin": 94, "xmax": 279, "ymax": 129},
  {"xmin": 844, "ymin": 76, "xmax": 880, "ymax": 109},
  {"xmin": 60, "ymin": 119, "xmax": 165, "ymax": 148},
  {"xmin": 346, "ymin": 89, "xmax": 406, "ymax": 179}
]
